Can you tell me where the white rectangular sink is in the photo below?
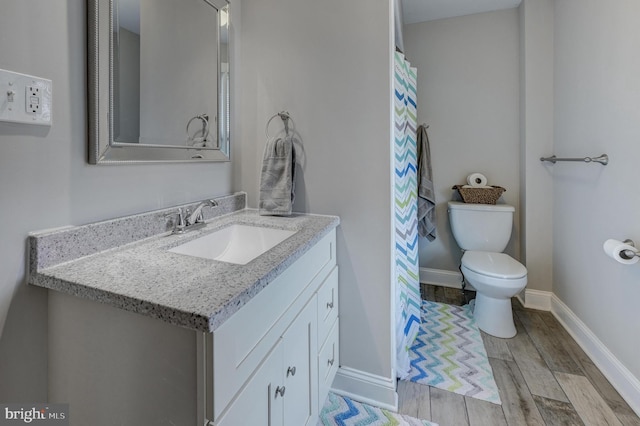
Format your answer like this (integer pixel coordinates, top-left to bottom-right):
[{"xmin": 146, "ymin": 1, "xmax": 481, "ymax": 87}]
[{"xmin": 168, "ymin": 224, "xmax": 297, "ymax": 265}]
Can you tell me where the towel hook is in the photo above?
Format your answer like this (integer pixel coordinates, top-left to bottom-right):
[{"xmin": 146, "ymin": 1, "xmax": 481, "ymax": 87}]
[{"xmin": 265, "ymin": 111, "xmax": 294, "ymax": 139}]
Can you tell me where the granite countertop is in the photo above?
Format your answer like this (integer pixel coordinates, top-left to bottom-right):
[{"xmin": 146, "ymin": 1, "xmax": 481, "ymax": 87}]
[{"xmin": 29, "ymin": 197, "xmax": 339, "ymax": 333}]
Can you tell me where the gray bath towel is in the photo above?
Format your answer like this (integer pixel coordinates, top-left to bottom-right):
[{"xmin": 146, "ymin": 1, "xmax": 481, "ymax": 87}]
[
  {"xmin": 417, "ymin": 125, "xmax": 436, "ymax": 241},
  {"xmin": 259, "ymin": 136, "xmax": 296, "ymax": 216}
]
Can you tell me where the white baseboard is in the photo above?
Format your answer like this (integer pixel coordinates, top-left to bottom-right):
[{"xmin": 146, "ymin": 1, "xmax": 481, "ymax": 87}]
[
  {"xmin": 420, "ymin": 267, "xmax": 474, "ymax": 290},
  {"xmin": 331, "ymin": 366, "xmax": 398, "ymax": 411},
  {"xmin": 551, "ymin": 295, "xmax": 640, "ymax": 417},
  {"xmin": 521, "ymin": 289, "xmax": 552, "ymax": 311}
]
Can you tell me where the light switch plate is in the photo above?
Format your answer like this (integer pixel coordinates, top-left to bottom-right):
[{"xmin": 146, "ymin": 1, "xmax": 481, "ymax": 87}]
[{"xmin": 0, "ymin": 68, "xmax": 52, "ymax": 126}]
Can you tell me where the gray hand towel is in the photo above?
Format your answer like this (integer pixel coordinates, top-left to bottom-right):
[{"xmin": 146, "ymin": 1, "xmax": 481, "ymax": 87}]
[
  {"xmin": 259, "ymin": 136, "xmax": 296, "ymax": 216},
  {"xmin": 417, "ymin": 125, "xmax": 436, "ymax": 241}
]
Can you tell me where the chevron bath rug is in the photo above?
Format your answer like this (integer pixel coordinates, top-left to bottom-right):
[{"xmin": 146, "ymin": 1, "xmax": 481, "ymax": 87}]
[
  {"xmin": 405, "ymin": 300, "xmax": 502, "ymax": 405},
  {"xmin": 318, "ymin": 392, "xmax": 438, "ymax": 426}
]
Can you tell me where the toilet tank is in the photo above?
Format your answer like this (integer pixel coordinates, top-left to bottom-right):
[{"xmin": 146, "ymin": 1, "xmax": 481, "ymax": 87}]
[{"xmin": 447, "ymin": 201, "xmax": 515, "ymax": 252}]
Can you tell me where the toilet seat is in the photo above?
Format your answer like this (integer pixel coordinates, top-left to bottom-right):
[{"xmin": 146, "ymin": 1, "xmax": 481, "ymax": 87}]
[{"xmin": 462, "ymin": 251, "xmax": 526, "ymax": 279}]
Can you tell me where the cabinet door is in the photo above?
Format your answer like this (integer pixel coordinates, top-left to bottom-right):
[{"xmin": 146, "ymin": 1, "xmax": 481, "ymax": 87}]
[
  {"xmin": 216, "ymin": 342, "xmax": 284, "ymax": 426},
  {"xmin": 282, "ymin": 298, "xmax": 318, "ymax": 426},
  {"xmin": 318, "ymin": 318, "xmax": 339, "ymax": 408}
]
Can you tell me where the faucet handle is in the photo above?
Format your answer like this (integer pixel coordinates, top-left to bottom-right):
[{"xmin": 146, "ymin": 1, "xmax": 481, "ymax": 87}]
[
  {"xmin": 165, "ymin": 208, "xmax": 187, "ymax": 234},
  {"xmin": 176, "ymin": 208, "xmax": 186, "ymax": 231}
]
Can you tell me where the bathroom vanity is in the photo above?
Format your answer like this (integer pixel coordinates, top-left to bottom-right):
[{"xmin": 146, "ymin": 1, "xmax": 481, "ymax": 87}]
[{"xmin": 29, "ymin": 193, "xmax": 340, "ymax": 426}]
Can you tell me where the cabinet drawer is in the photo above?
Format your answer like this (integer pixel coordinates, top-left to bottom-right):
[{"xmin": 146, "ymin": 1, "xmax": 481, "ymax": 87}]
[
  {"xmin": 212, "ymin": 230, "xmax": 336, "ymax": 418},
  {"xmin": 317, "ymin": 266, "xmax": 338, "ymax": 346},
  {"xmin": 318, "ymin": 318, "xmax": 339, "ymax": 408}
]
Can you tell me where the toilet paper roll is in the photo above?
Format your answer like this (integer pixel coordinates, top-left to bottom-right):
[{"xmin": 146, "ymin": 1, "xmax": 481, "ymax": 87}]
[
  {"xmin": 603, "ymin": 239, "xmax": 639, "ymax": 265},
  {"xmin": 466, "ymin": 173, "xmax": 488, "ymax": 187}
]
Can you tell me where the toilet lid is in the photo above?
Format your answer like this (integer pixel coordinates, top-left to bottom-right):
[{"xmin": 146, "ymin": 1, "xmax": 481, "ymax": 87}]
[{"xmin": 462, "ymin": 251, "xmax": 527, "ymax": 279}]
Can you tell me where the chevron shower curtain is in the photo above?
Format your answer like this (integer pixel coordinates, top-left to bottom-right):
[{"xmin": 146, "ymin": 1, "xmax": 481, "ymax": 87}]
[{"xmin": 393, "ymin": 51, "xmax": 421, "ymax": 379}]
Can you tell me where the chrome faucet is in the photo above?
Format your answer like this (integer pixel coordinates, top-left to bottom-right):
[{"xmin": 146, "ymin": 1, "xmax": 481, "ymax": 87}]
[
  {"xmin": 165, "ymin": 200, "xmax": 218, "ymax": 235},
  {"xmin": 186, "ymin": 199, "xmax": 218, "ymax": 227}
]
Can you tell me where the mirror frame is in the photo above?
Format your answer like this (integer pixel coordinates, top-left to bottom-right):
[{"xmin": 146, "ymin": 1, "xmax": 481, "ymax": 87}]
[{"xmin": 88, "ymin": 0, "xmax": 230, "ymax": 164}]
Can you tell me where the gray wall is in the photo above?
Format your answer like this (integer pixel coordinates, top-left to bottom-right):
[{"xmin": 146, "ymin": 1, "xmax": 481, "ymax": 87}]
[
  {"xmin": 553, "ymin": 0, "xmax": 640, "ymax": 381},
  {"xmin": 404, "ymin": 9, "xmax": 521, "ymax": 272},
  {"xmin": 0, "ymin": 0, "xmax": 232, "ymax": 400},
  {"xmin": 519, "ymin": 0, "xmax": 554, "ymax": 293},
  {"xmin": 236, "ymin": 0, "xmax": 395, "ymax": 387}
]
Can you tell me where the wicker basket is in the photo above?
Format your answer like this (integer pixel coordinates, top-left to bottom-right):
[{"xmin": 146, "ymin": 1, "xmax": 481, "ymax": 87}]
[{"xmin": 452, "ymin": 185, "xmax": 506, "ymax": 205}]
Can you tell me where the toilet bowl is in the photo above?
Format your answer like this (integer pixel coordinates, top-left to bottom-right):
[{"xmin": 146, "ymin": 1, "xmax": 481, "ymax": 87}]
[
  {"xmin": 461, "ymin": 251, "xmax": 527, "ymax": 338},
  {"xmin": 447, "ymin": 201, "xmax": 528, "ymax": 338}
]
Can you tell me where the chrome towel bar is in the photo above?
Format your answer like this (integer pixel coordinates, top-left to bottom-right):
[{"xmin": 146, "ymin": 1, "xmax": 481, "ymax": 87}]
[{"xmin": 540, "ymin": 154, "xmax": 608, "ymax": 165}]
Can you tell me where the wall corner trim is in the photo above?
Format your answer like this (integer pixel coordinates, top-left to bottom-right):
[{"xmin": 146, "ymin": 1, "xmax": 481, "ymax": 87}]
[
  {"xmin": 331, "ymin": 366, "xmax": 398, "ymax": 411},
  {"xmin": 523, "ymin": 289, "xmax": 553, "ymax": 311},
  {"xmin": 419, "ymin": 267, "xmax": 465, "ymax": 289},
  {"xmin": 551, "ymin": 295, "xmax": 640, "ymax": 417}
]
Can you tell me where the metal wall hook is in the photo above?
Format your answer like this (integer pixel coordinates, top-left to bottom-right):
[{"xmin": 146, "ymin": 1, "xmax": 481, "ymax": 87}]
[{"xmin": 278, "ymin": 111, "xmax": 290, "ymax": 136}]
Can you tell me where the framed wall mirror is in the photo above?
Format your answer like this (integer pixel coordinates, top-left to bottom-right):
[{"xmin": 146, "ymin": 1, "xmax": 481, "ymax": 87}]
[{"xmin": 88, "ymin": 0, "xmax": 230, "ymax": 164}]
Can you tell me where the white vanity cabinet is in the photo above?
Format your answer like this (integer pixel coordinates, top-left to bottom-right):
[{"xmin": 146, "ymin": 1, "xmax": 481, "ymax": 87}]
[
  {"xmin": 33, "ymin": 203, "xmax": 341, "ymax": 426},
  {"xmin": 204, "ymin": 230, "xmax": 338, "ymax": 426}
]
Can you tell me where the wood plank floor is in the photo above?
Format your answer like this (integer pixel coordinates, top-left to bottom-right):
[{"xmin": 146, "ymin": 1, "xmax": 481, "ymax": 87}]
[{"xmin": 398, "ymin": 285, "xmax": 640, "ymax": 426}]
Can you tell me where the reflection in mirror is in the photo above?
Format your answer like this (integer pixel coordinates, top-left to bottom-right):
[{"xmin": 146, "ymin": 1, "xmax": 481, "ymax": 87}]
[
  {"xmin": 219, "ymin": 5, "xmax": 230, "ymax": 151},
  {"xmin": 88, "ymin": 0, "xmax": 230, "ymax": 164}
]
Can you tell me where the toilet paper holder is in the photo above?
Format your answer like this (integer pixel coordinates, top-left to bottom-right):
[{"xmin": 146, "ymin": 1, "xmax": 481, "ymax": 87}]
[{"xmin": 620, "ymin": 239, "xmax": 639, "ymax": 260}]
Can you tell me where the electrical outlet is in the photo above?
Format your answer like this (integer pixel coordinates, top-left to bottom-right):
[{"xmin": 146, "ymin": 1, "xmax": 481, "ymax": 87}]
[
  {"xmin": 26, "ymin": 85, "xmax": 41, "ymax": 114},
  {"xmin": 0, "ymin": 68, "xmax": 52, "ymax": 126}
]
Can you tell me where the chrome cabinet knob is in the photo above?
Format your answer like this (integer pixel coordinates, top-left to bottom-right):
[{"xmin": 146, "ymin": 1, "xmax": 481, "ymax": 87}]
[
  {"xmin": 275, "ymin": 386, "xmax": 286, "ymax": 398},
  {"xmin": 287, "ymin": 366, "xmax": 296, "ymax": 377},
  {"xmin": 326, "ymin": 301, "xmax": 334, "ymax": 309}
]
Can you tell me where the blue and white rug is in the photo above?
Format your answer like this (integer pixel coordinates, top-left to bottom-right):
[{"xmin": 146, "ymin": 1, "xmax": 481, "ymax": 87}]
[
  {"xmin": 405, "ymin": 300, "xmax": 502, "ymax": 405},
  {"xmin": 319, "ymin": 392, "xmax": 437, "ymax": 426}
]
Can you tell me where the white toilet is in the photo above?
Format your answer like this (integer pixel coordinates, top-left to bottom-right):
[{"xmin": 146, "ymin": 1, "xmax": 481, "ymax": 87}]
[{"xmin": 448, "ymin": 201, "xmax": 527, "ymax": 338}]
